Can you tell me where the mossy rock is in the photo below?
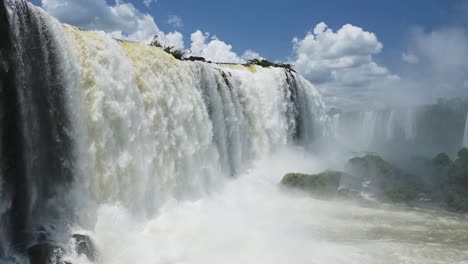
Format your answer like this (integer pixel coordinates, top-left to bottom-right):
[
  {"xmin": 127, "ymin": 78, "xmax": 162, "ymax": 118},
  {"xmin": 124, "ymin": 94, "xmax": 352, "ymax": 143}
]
[
  {"xmin": 347, "ymin": 155, "xmax": 398, "ymax": 178},
  {"xmin": 281, "ymin": 170, "xmax": 342, "ymax": 195}
]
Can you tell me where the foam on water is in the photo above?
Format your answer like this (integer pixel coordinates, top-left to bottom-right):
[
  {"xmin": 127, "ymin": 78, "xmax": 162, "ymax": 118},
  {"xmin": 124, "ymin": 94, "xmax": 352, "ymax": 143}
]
[
  {"xmin": 65, "ymin": 149, "xmax": 468, "ymax": 264},
  {"xmin": 2, "ymin": 1, "xmax": 468, "ymax": 263}
]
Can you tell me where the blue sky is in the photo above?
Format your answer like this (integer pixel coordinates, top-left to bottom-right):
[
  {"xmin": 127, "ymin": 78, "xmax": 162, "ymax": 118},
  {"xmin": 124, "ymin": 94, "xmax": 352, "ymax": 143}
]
[
  {"xmin": 31, "ymin": 0, "xmax": 468, "ymax": 110},
  {"xmin": 143, "ymin": 0, "xmax": 466, "ymax": 62}
]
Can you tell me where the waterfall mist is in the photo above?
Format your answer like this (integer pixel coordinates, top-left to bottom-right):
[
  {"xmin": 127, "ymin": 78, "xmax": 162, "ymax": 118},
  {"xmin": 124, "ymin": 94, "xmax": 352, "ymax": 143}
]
[
  {"xmin": 331, "ymin": 100, "xmax": 468, "ymax": 159},
  {"xmin": 1, "ymin": 1, "xmax": 329, "ymax": 262},
  {"xmin": 1, "ymin": 1, "xmax": 468, "ymax": 264}
]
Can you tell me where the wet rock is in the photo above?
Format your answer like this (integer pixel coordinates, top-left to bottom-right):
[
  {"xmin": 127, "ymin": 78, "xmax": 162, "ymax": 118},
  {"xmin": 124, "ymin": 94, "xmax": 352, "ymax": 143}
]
[
  {"xmin": 346, "ymin": 154, "xmax": 398, "ymax": 179},
  {"xmin": 28, "ymin": 243, "xmax": 66, "ymax": 264},
  {"xmin": 281, "ymin": 170, "xmax": 343, "ymax": 196},
  {"xmin": 185, "ymin": 56, "xmax": 206, "ymax": 62},
  {"xmin": 383, "ymin": 187, "xmax": 417, "ymax": 203},
  {"xmin": 73, "ymin": 234, "xmax": 96, "ymax": 261}
]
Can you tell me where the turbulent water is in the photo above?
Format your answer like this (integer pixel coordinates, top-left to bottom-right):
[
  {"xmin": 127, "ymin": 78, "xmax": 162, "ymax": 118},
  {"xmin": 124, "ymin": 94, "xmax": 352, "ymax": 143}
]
[{"xmin": 1, "ymin": 1, "xmax": 468, "ymax": 264}]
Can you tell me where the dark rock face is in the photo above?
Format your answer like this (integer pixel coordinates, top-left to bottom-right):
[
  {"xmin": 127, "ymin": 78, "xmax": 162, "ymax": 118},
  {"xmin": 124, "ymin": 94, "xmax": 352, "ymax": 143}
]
[
  {"xmin": 185, "ymin": 56, "xmax": 206, "ymax": 62},
  {"xmin": 28, "ymin": 243, "xmax": 67, "ymax": 264},
  {"xmin": 281, "ymin": 171, "xmax": 343, "ymax": 196},
  {"xmin": 73, "ymin": 234, "xmax": 96, "ymax": 261},
  {"xmin": 0, "ymin": 0, "xmax": 77, "ymax": 261}
]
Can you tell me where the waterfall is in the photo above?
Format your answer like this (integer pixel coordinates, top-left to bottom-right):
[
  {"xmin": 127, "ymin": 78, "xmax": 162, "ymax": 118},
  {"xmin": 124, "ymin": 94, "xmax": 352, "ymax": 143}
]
[
  {"xmin": 464, "ymin": 113, "xmax": 468, "ymax": 148},
  {"xmin": 0, "ymin": 1, "xmax": 327, "ymax": 262},
  {"xmin": 333, "ymin": 104, "xmax": 468, "ymax": 157}
]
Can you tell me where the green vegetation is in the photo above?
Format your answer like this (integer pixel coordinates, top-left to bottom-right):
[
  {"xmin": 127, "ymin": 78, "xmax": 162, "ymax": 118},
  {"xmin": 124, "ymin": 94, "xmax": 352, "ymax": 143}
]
[
  {"xmin": 149, "ymin": 35, "xmax": 185, "ymax": 60},
  {"xmin": 281, "ymin": 148, "xmax": 468, "ymax": 212},
  {"xmin": 431, "ymin": 152, "xmax": 452, "ymax": 167},
  {"xmin": 184, "ymin": 56, "xmax": 207, "ymax": 62},
  {"xmin": 281, "ymin": 170, "xmax": 342, "ymax": 196},
  {"xmin": 447, "ymin": 193, "xmax": 467, "ymax": 211},
  {"xmin": 246, "ymin": 59, "xmax": 294, "ymax": 71},
  {"xmin": 149, "ymin": 36, "xmax": 162, "ymax": 48},
  {"xmin": 164, "ymin": 46, "xmax": 185, "ymax": 60},
  {"xmin": 347, "ymin": 154, "xmax": 398, "ymax": 177}
]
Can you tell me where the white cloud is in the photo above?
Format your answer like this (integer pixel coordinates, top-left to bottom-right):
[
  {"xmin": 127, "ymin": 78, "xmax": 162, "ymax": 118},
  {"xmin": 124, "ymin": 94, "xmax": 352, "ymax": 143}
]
[
  {"xmin": 41, "ymin": 0, "xmax": 178, "ymax": 44},
  {"xmin": 143, "ymin": 0, "xmax": 154, "ymax": 7},
  {"xmin": 40, "ymin": 0, "xmax": 262, "ymax": 62},
  {"xmin": 153, "ymin": 31, "xmax": 185, "ymax": 50},
  {"xmin": 401, "ymin": 52, "xmax": 419, "ymax": 64},
  {"xmin": 292, "ymin": 22, "xmax": 398, "ymax": 110},
  {"xmin": 168, "ymin": 15, "xmax": 183, "ymax": 28},
  {"xmin": 241, "ymin": 49, "xmax": 264, "ymax": 61},
  {"xmin": 188, "ymin": 31, "xmax": 253, "ymax": 63}
]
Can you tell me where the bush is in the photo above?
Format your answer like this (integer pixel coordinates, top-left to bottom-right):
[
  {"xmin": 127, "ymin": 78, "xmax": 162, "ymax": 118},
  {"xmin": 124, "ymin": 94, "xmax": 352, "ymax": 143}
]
[
  {"xmin": 149, "ymin": 35, "xmax": 185, "ymax": 60},
  {"xmin": 432, "ymin": 152, "xmax": 452, "ymax": 167},
  {"xmin": 149, "ymin": 36, "xmax": 162, "ymax": 48},
  {"xmin": 246, "ymin": 59, "xmax": 294, "ymax": 71},
  {"xmin": 164, "ymin": 46, "xmax": 185, "ymax": 60}
]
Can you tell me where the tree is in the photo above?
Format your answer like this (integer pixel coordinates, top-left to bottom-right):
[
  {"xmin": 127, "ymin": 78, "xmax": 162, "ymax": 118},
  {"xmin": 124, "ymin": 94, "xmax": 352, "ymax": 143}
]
[{"xmin": 150, "ymin": 35, "xmax": 185, "ymax": 60}]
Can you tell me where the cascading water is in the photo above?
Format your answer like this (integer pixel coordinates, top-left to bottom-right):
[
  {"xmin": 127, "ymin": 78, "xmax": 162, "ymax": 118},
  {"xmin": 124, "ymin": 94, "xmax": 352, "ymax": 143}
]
[
  {"xmin": 3, "ymin": 1, "xmax": 468, "ymax": 264},
  {"xmin": 0, "ymin": 1, "xmax": 327, "ymax": 262},
  {"xmin": 0, "ymin": 1, "xmax": 85, "ymax": 262},
  {"xmin": 332, "ymin": 104, "xmax": 468, "ymax": 157},
  {"xmin": 464, "ymin": 113, "xmax": 468, "ymax": 148}
]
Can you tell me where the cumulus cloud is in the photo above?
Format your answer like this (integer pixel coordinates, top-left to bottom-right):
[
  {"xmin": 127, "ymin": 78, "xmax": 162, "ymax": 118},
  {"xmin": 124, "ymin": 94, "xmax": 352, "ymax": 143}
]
[
  {"xmin": 40, "ymin": 0, "xmax": 261, "ymax": 62},
  {"xmin": 168, "ymin": 15, "xmax": 183, "ymax": 28},
  {"xmin": 153, "ymin": 31, "xmax": 185, "ymax": 50},
  {"xmin": 292, "ymin": 22, "xmax": 398, "ymax": 110},
  {"xmin": 41, "ymin": 0, "xmax": 178, "ymax": 45},
  {"xmin": 187, "ymin": 31, "xmax": 261, "ymax": 63},
  {"xmin": 241, "ymin": 49, "xmax": 264, "ymax": 60},
  {"xmin": 402, "ymin": 52, "xmax": 419, "ymax": 64},
  {"xmin": 143, "ymin": 0, "xmax": 154, "ymax": 7}
]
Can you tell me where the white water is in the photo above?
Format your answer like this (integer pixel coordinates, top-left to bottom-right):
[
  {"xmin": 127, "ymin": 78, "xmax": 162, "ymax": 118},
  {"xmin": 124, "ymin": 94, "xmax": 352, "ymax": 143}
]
[
  {"xmin": 464, "ymin": 114, "xmax": 468, "ymax": 148},
  {"xmin": 59, "ymin": 24, "xmax": 327, "ymax": 223},
  {"xmin": 63, "ymin": 149, "xmax": 468, "ymax": 264},
  {"xmin": 3, "ymin": 2, "xmax": 468, "ymax": 264},
  {"xmin": 332, "ymin": 106, "xmax": 467, "ymax": 157}
]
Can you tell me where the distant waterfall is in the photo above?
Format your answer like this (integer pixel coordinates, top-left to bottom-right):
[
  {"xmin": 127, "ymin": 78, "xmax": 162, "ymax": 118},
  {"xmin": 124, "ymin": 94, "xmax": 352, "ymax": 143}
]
[
  {"xmin": 0, "ymin": 0, "xmax": 327, "ymax": 262},
  {"xmin": 464, "ymin": 113, "xmax": 468, "ymax": 148},
  {"xmin": 332, "ymin": 104, "xmax": 468, "ymax": 157}
]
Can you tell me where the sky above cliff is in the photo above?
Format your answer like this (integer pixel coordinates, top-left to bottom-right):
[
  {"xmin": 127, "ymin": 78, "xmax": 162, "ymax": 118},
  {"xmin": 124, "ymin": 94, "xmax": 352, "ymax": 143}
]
[{"xmin": 30, "ymin": 0, "xmax": 468, "ymax": 110}]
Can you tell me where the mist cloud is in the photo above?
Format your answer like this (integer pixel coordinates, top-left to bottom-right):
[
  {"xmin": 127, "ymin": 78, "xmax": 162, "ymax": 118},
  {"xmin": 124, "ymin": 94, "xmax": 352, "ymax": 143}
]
[{"xmin": 389, "ymin": 27, "xmax": 468, "ymax": 106}]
